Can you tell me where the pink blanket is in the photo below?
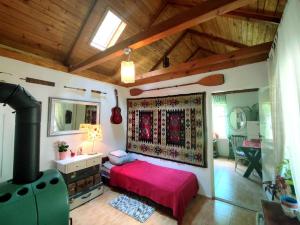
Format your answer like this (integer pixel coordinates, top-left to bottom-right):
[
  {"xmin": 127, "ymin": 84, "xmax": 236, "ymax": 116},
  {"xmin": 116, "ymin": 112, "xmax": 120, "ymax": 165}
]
[{"xmin": 110, "ymin": 160, "xmax": 198, "ymax": 223}]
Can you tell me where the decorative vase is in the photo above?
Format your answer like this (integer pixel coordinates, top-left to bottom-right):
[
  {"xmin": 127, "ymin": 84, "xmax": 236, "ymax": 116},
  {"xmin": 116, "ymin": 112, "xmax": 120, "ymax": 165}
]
[
  {"xmin": 280, "ymin": 195, "xmax": 298, "ymax": 218},
  {"xmin": 59, "ymin": 151, "xmax": 68, "ymax": 160}
]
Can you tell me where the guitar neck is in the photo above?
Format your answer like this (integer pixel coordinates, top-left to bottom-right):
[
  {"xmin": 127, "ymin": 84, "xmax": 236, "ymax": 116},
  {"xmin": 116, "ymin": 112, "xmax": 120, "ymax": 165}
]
[{"xmin": 115, "ymin": 89, "xmax": 119, "ymax": 107}]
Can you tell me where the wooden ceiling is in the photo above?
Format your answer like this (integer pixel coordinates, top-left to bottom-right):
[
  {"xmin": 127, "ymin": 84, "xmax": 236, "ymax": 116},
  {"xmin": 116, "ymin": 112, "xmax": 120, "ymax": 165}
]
[{"xmin": 0, "ymin": 0, "xmax": 286, "ymax": 86}]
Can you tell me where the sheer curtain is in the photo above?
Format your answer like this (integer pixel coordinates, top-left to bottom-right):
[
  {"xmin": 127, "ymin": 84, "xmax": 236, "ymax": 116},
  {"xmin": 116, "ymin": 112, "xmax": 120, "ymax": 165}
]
[{"xmin": 268, "ymin": 0, "xmax": 300, "ymax": 204}]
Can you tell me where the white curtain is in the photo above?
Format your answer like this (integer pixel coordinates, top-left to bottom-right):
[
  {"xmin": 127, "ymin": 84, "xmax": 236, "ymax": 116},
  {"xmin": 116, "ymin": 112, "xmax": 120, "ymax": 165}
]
[{"xmin": 268, "ymin": 0, "xmax": 300, "ymax": 204}]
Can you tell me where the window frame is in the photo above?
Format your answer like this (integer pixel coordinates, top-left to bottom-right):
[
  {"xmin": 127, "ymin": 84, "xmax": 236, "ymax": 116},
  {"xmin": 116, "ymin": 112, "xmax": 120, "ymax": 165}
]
[{"xmin": 89, "ymin": 8, "xmax": 127, "ymax": 51}]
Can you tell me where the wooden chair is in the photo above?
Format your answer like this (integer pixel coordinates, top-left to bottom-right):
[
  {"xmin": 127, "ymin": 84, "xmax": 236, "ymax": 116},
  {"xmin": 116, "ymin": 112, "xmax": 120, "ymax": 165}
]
[{"xmin": 229, "ymin": 135, "xmax": 248, "ymax": 171}]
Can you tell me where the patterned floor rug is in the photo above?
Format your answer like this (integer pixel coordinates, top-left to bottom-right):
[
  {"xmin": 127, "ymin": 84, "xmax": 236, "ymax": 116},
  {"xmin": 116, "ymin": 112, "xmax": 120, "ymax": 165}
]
[{"xmin": 109, "ymin": 194, "xmax": 155, "ymax": 223}]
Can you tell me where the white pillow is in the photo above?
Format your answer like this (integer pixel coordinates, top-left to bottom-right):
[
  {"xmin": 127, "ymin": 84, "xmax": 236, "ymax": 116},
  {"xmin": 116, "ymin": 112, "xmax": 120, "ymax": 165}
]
[
  {"xmin": 108, "ymin": 153, "xmax": 136, "ymax": 165},
  {"xmin": 109, "ymin": 150, "xmax": 127, "ymax": 158}
]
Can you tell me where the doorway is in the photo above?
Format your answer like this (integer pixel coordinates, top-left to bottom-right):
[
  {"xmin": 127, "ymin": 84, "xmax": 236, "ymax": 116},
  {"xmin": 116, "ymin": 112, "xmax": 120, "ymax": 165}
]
[{"xmin": 212, "ymin": 89, "xmax": 266, "ymax": 211}]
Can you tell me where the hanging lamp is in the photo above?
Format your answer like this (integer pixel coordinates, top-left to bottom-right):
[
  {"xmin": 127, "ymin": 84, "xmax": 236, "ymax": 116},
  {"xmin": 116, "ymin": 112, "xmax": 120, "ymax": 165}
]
[{"xmin": 121, "ymin": 48, "xmax": 135, "ymax": 83}]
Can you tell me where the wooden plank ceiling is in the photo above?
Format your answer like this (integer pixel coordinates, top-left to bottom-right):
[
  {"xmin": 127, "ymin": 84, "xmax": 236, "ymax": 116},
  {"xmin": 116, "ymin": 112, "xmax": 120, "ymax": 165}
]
[{"xmin": 0, "ymin": 0, "xmax": 286, "ymax": 86}]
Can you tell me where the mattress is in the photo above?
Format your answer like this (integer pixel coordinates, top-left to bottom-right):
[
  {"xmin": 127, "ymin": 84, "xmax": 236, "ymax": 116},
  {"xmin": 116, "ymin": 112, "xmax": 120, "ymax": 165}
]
[
  {"xmin": 101, "ymin": 161, "xmax": 115, "ymax": 178},
  {"xmin": 110, "ymin": 160, "xmax": 198, "ymax": 223}
]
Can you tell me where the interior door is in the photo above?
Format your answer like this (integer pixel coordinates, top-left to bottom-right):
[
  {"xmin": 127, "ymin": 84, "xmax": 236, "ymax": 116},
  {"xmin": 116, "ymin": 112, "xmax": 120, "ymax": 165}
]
[{"xmin": 259, "ymin": 87, "xmax": 275, "ymax": 183}]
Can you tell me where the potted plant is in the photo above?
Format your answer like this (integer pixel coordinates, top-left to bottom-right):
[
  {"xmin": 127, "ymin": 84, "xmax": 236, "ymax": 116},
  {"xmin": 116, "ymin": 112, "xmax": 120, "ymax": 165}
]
[
  {"xmin": 276, "ymin": 160, "xmax": 298, "ymax": 218},
  {"xmin": 277, "ymin": 159, "xmax": 295, "ymax": 196},
  {"xmin": 264, "ymin": 160, "xmax": 298, "ymax": 218},
  {"xmin": 56, "ymin": 141, "xmax": 69, "ymax": 160}
]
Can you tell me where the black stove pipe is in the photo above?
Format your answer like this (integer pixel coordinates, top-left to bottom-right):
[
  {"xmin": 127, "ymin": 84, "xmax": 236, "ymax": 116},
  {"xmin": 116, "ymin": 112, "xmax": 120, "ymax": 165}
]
[{"xmin": 0, "ymin": 82, "xmax": 41, "ymax": 184}]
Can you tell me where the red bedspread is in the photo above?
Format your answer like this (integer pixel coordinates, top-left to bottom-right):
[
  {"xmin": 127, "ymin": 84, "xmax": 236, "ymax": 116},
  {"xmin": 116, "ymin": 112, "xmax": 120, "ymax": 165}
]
[{"xmin": 110, "ymin": 160, "xmax": 198, "ymax": 222}]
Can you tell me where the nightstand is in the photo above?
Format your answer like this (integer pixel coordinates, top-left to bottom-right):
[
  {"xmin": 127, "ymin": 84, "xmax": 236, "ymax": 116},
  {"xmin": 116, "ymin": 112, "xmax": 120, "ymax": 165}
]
[{"xmin": 55, "ymin": 153, "xmax": 104, "ymax": 210}]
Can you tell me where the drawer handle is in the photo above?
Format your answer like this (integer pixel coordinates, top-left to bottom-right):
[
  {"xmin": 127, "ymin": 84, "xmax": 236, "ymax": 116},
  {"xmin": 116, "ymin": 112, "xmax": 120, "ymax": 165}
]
[{"xmin": 81, "ymin": 193, "xmax": 92, "ymax": 199}]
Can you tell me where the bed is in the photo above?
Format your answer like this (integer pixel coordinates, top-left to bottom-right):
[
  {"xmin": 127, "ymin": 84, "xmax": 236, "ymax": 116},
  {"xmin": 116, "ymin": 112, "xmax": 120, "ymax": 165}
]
[{"xmin": 108, "ymin": 160, "xmax": 199, "ymax": 223}]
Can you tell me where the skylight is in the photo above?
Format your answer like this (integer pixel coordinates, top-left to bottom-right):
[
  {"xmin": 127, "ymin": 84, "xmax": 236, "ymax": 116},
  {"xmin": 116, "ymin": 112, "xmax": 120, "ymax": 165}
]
[{"xmin": 90, "ymin": 10, "xmax": 126, "ymax": 51}]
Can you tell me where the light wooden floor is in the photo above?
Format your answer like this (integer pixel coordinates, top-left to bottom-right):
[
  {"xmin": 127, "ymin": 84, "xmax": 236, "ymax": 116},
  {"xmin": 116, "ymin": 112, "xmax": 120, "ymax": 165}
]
[
  {"xmin": 70, "ymin": 186, "xmax": 256, "ymax": 225},
  {"xmin": 214, "ymin": 158, "xmax": 266, "ymax": 211}
]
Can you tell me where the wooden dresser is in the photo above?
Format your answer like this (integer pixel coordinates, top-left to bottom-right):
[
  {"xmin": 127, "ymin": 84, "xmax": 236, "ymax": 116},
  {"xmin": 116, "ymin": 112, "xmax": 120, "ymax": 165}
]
[{"xmin": 55, "ymin": 154, "xmax": 104, "ymax": 210}]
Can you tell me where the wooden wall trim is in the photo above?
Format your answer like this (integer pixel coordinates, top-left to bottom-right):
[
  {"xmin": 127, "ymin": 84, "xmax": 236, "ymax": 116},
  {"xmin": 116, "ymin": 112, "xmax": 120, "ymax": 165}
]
[
  {"xmin": 0, "ymin": 44, "xmax": 121, "ymax": 85},
  {"xmin": 212, "ymin": 88, "xmax": 259, "ymax": 95}
]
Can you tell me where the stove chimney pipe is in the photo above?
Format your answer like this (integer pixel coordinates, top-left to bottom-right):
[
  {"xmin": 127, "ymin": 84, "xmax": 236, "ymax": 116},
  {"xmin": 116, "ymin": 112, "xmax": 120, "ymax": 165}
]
[{"xmin": 0, "ymin": 82, "xmax": 41, "ymax": 184}]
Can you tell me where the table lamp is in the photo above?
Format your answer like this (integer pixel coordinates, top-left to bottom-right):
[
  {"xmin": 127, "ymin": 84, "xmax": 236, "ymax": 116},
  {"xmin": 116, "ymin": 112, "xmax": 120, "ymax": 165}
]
[
  {"xmin": 80, "ymin": 124, "xmax": 103, "ymax": 154},
  {"xmin": 88, "ymin": 124, "xmax": 103, "ymax": 155}
]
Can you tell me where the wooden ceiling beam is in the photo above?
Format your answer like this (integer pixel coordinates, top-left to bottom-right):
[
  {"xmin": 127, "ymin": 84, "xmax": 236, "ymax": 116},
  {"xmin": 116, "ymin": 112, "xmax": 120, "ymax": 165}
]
[
  {"xmin": 188, "ymin": 29, "xmax": 248, "ymax": 49},
  {"xmin": 185, "ymin": 47, "xmax": 200, "ymax": 62},
  {"xmin": 167, "ymin": 0, "xmax": 281, "ymax": 24},
  {"xmin": 64, "ymin": 0, "xmax": 97, "ymax": 66},
  {"xmin": 112, "ymin": 0, "xmax": 169, "ymax": 77},
  {"xmin": 128, "ymin": 42, "xmax": 271, "ymax": 87},
  {"xmin": 69, "ymin": 0, "xmax": 253, "ymax": 73},
  {"xmin": 225, "ymin": 9, "xmax": 281, "ymax": 24},
  {"xmin": 145, "ymin": 0, "xmax": 168, "ymax": 29},
  {"xmin": 0, "ymin": 44, "xmax": 120, "ymax": 85},
  {"xmin": 150, "ymin": 31, "xmax": 188, "ymax": 71},
  {"xmin": 197, "ymin": 46, "xmax": 217, "ymax": 55}
]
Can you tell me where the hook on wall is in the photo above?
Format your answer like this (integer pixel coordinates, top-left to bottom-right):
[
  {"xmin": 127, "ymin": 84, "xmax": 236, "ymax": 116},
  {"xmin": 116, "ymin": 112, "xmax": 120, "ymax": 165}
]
[
  {"xmin": 91, "ymin": 90, "xmax": 107, "ymax": 95},
  {"xmin": 0, "ymin": 71, "xmax": 14, "ymax": 76},
  {"xmin": 64, "ymin": 86, "xmax": 86, "ymax": 92}
]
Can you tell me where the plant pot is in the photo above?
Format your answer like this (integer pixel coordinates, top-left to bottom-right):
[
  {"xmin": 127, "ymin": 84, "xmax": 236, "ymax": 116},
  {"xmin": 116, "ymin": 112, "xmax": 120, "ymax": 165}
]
[
  {"xmin": 59, "ymin": 151, "xmax": 68, "ymax": 160},
  {"xmin": 280, "ymin": 195, "xmax": 298, "ymax": 218}
]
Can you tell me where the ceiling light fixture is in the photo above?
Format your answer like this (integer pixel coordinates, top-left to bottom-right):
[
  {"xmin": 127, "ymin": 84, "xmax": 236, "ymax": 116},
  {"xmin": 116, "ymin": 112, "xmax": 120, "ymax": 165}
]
[{"xmin": 121, "ymin": 48, "xmax": 135, "ymax": 84}]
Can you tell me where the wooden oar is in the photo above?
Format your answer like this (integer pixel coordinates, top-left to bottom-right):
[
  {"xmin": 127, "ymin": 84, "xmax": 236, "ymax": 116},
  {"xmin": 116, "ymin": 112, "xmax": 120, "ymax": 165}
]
[{"xmin": 130, "ymin": 74, "xmax": 224, "ymax": 96}]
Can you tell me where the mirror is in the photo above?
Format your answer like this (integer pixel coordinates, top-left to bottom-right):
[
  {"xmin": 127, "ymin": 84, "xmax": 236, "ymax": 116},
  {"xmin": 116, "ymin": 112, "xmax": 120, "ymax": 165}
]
[
  {"xmin": 48, "ymin": 97, "xmax": 100, "ymax": 136},
  {"xmin": 229, "ymin": 107, "xmax": 247, "ymax": 130}
]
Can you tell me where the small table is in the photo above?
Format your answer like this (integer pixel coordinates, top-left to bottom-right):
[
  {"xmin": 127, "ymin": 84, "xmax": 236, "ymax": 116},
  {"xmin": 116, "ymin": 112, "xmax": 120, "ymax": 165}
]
[
  {"xmin": 261, "ymin": 200, "xmax": 300, "ymax": 225},
  {"xmin": 238, "ymin": 141, "xmax": 262, "ymax": 178}
]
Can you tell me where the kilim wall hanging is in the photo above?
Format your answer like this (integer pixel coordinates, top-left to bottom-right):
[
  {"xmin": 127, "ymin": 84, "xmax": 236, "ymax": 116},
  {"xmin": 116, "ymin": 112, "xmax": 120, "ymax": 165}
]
[{"xmin": 127, "ymin": 92, "xmax": 207, "ymax": 167}]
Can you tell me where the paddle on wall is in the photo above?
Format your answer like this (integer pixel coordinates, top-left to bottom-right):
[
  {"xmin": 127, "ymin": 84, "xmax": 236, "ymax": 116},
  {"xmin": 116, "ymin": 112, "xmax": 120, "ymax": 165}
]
[{"xmin": 129, "ymin": 74, "xmax": 224, "ymax": 96}]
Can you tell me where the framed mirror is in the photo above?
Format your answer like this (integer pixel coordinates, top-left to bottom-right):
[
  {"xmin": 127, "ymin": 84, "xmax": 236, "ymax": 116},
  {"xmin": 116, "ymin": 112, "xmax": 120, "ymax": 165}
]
[
  {"xmin": 229, "ymin": 107, "xmax": 247, "ymax": 130},
  {"xmin": 47, "ymin": 97, "xmax": 101, "ymax": 136}
]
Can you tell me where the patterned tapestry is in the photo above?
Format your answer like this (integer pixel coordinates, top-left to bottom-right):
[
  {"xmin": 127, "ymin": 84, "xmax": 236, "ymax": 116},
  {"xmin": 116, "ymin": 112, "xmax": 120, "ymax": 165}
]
[{"xmin": 127, "ymin": 93, "xmax": 207, "ymax": 167}]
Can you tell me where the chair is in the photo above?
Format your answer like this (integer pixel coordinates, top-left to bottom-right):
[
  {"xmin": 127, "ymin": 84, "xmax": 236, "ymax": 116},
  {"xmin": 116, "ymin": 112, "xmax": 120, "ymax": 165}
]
[{"xmin": 229, "ymin": 135, "xmax": 248, "ymax": 171}]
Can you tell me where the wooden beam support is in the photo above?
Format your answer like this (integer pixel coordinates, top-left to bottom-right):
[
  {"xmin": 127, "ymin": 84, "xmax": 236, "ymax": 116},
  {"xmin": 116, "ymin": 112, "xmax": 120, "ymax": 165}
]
[
  {"xmin": 64, "ymin": 0, "xmax": 98, "ymax": 65},
  {"xmin": 167, "ymin": 0, "xmax": 281, "ymax": 24},
  {"xmin": 150, "ymin": 31, "xmax": 188, "ymax": 71},
  {"xmin": 197, "ymin": 46, "xmax": 217, "ymax": 55},
  {"xmin": 69, "ymin": 0, "xmax": 253, "ymax": 73},
  {"xmin": 188, "ymin": 29, "xmax": 248, "ymax": 49},
  {"xmin": 185, "ymin": 47, "xmax": 200, "ymax": 62},
  {"xmin": 225, "ymin": 9, "xmax": 281, "ymax": 24},
  {"xmin": 0, "ymin": 44, "xmax": 120, "ymax": 85},
  {"xmin": 145, "ymin": 0, "xmax": 168, "ymax": 29},
  {"xmin": 126, "ymin": 42, "xmax": 271, "ymax": 87}
]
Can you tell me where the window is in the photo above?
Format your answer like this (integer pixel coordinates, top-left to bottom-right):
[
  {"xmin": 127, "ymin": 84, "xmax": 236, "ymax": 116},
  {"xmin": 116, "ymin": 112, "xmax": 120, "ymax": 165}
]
[
  {"xmin": 90, "ymin": 10, "xmax": 126, "ymax": 51},
  {"xmin": 212, "ymin": 95, "xmax": 228, "ymax": 139}
]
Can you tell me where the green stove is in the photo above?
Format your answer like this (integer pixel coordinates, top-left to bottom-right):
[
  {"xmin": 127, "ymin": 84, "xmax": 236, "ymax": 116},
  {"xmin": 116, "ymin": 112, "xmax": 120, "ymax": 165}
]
[{"xmin": 0, "ymin": 82, "xmax": 69, "ymax": 225}]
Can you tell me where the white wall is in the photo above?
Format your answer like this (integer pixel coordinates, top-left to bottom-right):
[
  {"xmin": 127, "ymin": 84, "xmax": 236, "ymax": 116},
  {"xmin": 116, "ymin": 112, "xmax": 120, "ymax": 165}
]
[
  {"xmin": 0, "ymin": 56, "xmax": 128, "ymax": 182},
  {"xmin": 0, "ymin": 55, "xmax": 268, "ymax": 198},
  {"xmin": 129, "ymin": 61, "xmax": 268, "ymax": 197}
]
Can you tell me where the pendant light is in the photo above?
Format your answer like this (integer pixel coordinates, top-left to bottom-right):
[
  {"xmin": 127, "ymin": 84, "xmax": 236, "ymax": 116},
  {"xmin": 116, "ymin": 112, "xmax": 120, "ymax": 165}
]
[{"xmin": 121, "ymin": 48, "xmax": 135, "ymax": 83}]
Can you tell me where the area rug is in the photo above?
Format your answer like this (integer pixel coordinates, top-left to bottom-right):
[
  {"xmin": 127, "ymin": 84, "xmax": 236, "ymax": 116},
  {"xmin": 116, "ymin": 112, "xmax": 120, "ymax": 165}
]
[
  {"xmin": 127, "ymin": 92, "xmax": 207, "ymax": 167},
  {"xmin": 109, "ymin": 194, "xmax": 155, "ymax": 223}
]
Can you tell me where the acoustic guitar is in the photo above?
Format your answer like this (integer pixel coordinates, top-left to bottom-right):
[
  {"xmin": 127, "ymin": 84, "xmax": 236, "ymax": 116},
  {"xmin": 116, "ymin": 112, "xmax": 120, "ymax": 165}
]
[{"xmin": 110, "ymin": 89, "xmax": 122, "ymax": 124}]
